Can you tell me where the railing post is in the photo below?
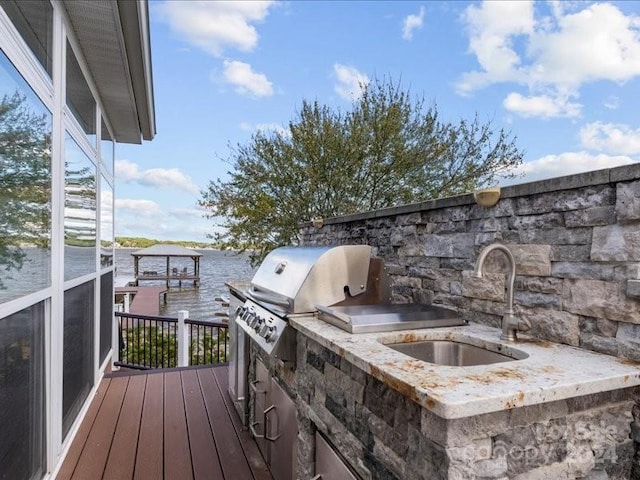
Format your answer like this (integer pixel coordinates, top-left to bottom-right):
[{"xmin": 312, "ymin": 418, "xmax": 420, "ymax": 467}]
[
  {"xmin": 112, "ymin": 310, "xmax": 120, "ymax": 367},
  {"xmin": 177, "ymin": 310, "xmax": 189, "ymax": 367},
  {"xmin": 124, "ymin": 293, "xmax": 130, "ymax": 313}
]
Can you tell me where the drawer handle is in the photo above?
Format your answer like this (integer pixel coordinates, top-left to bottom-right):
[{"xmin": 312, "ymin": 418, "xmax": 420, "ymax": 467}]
[
  {"xmin": 249, "ymin": 420, "xmax": 264, "ymax": 439},
  {"xmin": 264, "ymin": 405, "xmax": 281, "ymax": 442},
  {"xmin": 249, "ymin": 379, "xmax": 264, "ymax": 394}
]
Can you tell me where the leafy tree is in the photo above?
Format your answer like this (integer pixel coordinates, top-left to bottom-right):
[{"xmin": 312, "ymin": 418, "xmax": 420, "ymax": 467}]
[
  {"xmin": 200, "ymin": 78, "xmax": 523, "ymax": 265},
  {"xmin": 0, "ymin": 91, "xmax": 51, "ymax": 289}
]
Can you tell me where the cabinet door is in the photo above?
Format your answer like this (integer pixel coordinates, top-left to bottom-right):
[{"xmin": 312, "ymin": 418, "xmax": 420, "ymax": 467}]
[
  {"xmin": 267, "ymin": 378, "xmax": 297, "ymax": 480},
  {"xmin": 252, "ymin": 358, "xmax": 270, "ymax": 460},
  {"xmin": 228, "ymin": 294, "xmax": 242, "ymax": 400},
  {"xmin": 315, "ymin": 432, "xmax": 358, "ymax": 480}
]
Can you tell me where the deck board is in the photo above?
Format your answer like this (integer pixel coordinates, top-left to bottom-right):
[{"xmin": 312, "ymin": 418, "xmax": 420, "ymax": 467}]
[
  {"xmin": 71, "ymin": 377, "xmax": 129, "ymax": 479},
  {"xmin": 56, "ymin": 379, "xmax": 112, "ymax": 480},
  {"xmin": 56, "ymin": 365, "xmax": 269, "ymax": 480},
  {"xmin": 182, "ymin": 369, "xmax": 224, "ymax": 480},
  {"xmin": 198, "ymin": 369, "xmax": 253, "ymax": 480},
  {"xmin": 102, "ymin": 375, "xmax": 146, "ymax": 480},
  {"xmin": 164, "ymin": 371, "xmax": 194, "ymax": 480},
  {"xmin": 134, "ymin": 372, "xmax": 165, "ymax": 480},
  {"xmin": 211, "ymin": 367, "xmax": 273, "ymax": 480}
]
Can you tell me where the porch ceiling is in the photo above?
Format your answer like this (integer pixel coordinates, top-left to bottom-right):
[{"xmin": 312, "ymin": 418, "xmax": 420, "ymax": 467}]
[{"xmin": 63, "ymin": 0, "xmax": 155, "ymax": 144}]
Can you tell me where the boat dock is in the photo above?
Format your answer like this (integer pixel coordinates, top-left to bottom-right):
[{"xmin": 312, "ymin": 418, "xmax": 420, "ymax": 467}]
[{"xmin": 115, "ymin": 286, "xmax": 168, "ymax": 316}]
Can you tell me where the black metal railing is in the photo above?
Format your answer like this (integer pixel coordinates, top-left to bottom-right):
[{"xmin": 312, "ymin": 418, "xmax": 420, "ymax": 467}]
[
  {"xmin": 185, "ymin": 319, "xmax": 229, "ymax": 365},
  {"xmin": 115, "ymin": 312, "xmax": 229, "ymax": 370}
]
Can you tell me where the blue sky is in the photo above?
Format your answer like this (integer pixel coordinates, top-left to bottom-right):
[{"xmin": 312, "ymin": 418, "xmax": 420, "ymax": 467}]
[{"xmin": 115, "ymin": 1, "xmax": 640, "ymax": 242}]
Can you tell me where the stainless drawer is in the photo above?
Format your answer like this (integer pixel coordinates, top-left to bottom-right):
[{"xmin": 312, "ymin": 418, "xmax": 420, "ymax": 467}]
[{"xmin": 314, "ymin": 432, "xmax": 358, "ymax": 480}]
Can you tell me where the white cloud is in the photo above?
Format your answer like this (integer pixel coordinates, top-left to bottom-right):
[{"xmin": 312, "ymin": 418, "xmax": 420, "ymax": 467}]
[
  {"xmin": 402, "ymin": 7, "xmax": 425, "ymax": 41},
  {"xmin": 580, "ymin": 122, "xmax": 640, "ymax": 156},
  {"xmin": 115, "ymin": 160, "xmax": 199, "ymax": 194},
  {"xmin": 156, "ymin": 1, "xmax": 275, "ymax": 57},
  {"xmin": 457, "ymin": 1, "xmax": 534, "ymax": 93},
  {"xmin": 458, "ymin": 2, "xmax": 640, "ymax": 118},
  {"xmin": 502, "ymin": 152, "xmax": 636, "ymax": 185},
  {"xmin": 503, "ymin": 92, "xmax": 581, "ymax": 118},
  {"xmin": 333, "ymin": 64, "xmax": 369, "ymax": 102},
  {"xmin": 222, "ymin": 60, "xmax": 274, "ymax": 97},
  {"xmin": 115, "ymin": 199, "xmax": 162, "ymax": 217},
  {"xmin": 114, "ymin": 158, "xmax": 139, "ymax": 181}
]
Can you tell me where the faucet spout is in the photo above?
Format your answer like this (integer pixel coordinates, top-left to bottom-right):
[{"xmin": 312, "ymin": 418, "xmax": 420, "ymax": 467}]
[{"xmin": 474, "ymin": 244, "xmax": 527, "ymax": 341}]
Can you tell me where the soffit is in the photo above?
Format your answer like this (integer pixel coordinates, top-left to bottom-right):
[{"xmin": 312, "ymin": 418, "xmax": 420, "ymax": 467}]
[{"xmin": 63, "ymin": 0, "xmax": 155, "ymax": 144}]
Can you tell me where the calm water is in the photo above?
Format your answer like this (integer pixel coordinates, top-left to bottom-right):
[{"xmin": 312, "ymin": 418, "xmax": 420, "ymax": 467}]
[{"xmin": 115, "ymin": 249, "xmax": 256, "ymax": 320}]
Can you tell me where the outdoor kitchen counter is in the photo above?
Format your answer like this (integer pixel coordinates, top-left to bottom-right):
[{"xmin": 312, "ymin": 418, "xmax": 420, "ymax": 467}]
[{"xmin": 288, "ymin": 316, "xmax": 640, "ymax": 419}]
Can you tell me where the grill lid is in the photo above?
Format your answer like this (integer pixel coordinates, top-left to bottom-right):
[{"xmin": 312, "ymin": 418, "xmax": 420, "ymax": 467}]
[{"xmin": 248, "ymin": 245, "xmax": 372, "ymax": 313}]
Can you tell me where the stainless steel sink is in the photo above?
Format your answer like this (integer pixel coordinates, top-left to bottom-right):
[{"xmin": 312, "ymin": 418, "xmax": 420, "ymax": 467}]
[{"xmin": 385, "ymin": 340, "xmax": 527, "ymax": 366}]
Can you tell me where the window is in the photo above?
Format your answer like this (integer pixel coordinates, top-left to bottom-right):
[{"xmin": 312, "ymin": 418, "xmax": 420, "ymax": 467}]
[
  {"xmin": 0, "ymin": 49, "xmax": 52, "ymax": 304},
  {"xmin": 65, "ymin": 41, "xmax": 95, "ymax": 144},
  {"xmin": 100, "ymin": 117, "xmax": 114, "ymax": 175},
  {"xmin": 0, "ymin": 302, "xmax": 46, "ymax": 480},
  {"xmin": 62, "ymin": 281, "xmax": 94, "ymax": 439},
  {"xmin": 0, "ymin": 0, "xmax": 53, "ymax": 77},
  {"xmin": 99, "ymin": 272, "xmax": 113, "ymax": 364},
  {"xmin": 64, "ymin": 134, "xmax": 96, "ymax": 281},
  {"xmin": 100, "ymin": 176, "xmax": 113, "ymax": 268}
]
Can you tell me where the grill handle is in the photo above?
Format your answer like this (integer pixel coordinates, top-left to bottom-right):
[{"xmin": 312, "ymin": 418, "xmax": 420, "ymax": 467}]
[
  {"xmin": 316, "ymin": 305, "xmax": 351, "ymax": 324},
  {"xmin": 245, "ymin": 288, "xmax": 291, "ymax": 308}
]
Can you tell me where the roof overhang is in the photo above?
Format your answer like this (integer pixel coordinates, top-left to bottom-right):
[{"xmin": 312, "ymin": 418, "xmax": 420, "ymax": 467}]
[{"xmin": 63, "ymin": 0, "xmax": 156, "ymax": 144}]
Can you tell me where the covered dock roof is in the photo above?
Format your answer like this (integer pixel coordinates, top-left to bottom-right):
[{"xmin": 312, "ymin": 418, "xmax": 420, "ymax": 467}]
[
  {"xmin": 131, "ymin": 245, "xmax": 203, "ymax": 257},
  {"xmin": 131, "ymin": 245, "xmax": 202, "ymax": 287}
]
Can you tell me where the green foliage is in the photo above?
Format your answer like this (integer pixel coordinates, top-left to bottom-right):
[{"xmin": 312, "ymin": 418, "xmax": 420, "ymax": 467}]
[
  {"xmin": 0, "ymin": 92, "xmax": 52, "ymax": 288},
  {"xmin": 200, "ymin": 78, "xmax": 524, "ymax": 265},
  {"xmin": 116, "ymin": 236, "xmax": 222, "ymax": 250},
  {"xmin": 121, "ymin": 325, "xmax": 229, "ymax": 368},
  {"xmin": 190, "ymin": 328, "xmax": 228, "ymax": 364},
  {"xmin": 122, "ymin": 326, "xmax": 178, "ymax": 368}
]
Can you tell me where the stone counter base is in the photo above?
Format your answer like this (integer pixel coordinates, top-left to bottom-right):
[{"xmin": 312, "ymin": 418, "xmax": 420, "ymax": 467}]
[{"xmin": 291, "ymin": 334, "xmax": 637, "ymax": 480}]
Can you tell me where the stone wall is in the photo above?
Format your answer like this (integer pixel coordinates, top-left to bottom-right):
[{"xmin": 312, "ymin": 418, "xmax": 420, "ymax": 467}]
[
  {"xmin": 300, "ymin": 164, "xmax": 640, "ymax": 360},
  {"xmin": 290, "ymin": 334, "xmax": 637, "ymax": 480}
]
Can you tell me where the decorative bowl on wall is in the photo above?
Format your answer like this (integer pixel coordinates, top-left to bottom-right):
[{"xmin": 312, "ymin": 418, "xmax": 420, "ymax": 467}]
[{"xmin": 473, "ymin": 187, "xmax": 501, "ymax": 207}]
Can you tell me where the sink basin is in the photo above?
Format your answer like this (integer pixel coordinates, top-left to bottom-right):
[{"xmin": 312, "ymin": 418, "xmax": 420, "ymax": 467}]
[{"xmin": 385, "ymin": 340, "xmax": 527, "ymax": 366}]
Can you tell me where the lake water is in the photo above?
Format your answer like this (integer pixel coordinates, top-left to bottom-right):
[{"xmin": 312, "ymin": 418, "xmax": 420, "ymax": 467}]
[{"xmin": 115, "ymin": 248, "xmax": 256, "ymax": 320}]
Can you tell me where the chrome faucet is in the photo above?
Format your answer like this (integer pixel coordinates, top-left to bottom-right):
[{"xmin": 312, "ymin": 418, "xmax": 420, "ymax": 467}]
[{"xmin": 473, "ymin": 243, "xmax": 531, "ymax": 342}]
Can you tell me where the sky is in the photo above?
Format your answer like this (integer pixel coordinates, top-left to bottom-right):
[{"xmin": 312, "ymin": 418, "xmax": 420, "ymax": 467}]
[{"xmin": 115, "ymin": 0, "xmax": 640, "ymax": 243}]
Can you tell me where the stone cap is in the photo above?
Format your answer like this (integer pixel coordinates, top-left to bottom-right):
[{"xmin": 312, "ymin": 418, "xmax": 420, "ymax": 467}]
[{"xmin": 302, "ymin": 163, "xmax": 640, "ymax": 227}]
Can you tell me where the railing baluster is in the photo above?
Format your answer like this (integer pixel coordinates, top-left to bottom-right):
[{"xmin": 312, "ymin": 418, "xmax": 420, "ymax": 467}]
[{"xmin": 114, "ymin": 312, "xmax": 228, "ymax": 370}]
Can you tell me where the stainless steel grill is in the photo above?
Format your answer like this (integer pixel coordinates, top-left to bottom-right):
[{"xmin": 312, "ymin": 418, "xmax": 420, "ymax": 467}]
[
  {"xmin": 236, "ymin": 245, "xmax": 375, "ymax": 360},
  {"xmin": 236, "ymin": 244, "xmax": 465, "ymax": 359}
]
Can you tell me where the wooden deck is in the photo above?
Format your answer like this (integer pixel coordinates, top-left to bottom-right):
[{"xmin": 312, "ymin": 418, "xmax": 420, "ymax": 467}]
[
  {"xmin": 56, "ymin": 365, "xmax": 272, "ymax": 480},
  {"xmin": 115, "ymin": 286, "xmax": 168, "ymax": 316}
]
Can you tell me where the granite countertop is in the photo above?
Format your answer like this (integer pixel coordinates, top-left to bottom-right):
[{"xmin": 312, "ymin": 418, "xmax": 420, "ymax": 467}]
[{"xmin": 288, "ymin": 317, "xmax": 640, "ymax": 419}]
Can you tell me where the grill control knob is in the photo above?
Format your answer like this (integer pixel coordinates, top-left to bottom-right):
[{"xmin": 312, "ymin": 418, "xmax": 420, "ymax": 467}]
[
  {"xmin": 258, "ymin": 323, "xmax": 270, "ymax": 337},
  {"xmin": 253, "ymin": 316, "xmax": 264, "ymax": 331},
  {"xmin": 263, "ymin": 326, "xmax": 276, "ymax": 342},
  {"xmin": 246, "ymin": 312, "xmax": 257, "ymax": 327}
]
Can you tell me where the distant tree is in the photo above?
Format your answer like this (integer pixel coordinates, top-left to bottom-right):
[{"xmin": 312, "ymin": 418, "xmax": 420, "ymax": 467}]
[
  {"xmin": 200, "ymin": 78, "xmax": 524, "ymax": 265},
  {"xmin": 0, "ymin": 91, "xmax": 51, "ymax": 289}
]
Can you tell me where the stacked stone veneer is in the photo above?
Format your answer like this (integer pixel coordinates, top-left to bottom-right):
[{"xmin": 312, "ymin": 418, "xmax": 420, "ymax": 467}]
[
  {"xmin": 298, "ymin": 164, "xmax": 640, "ymax": 477},
  {"xmin": 286, "ymin": 335, "xmax": 637, "ymax": 480},
  {"xmin": 301, "ymin": 165, "xmax": 640, "ymax": 359}
]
